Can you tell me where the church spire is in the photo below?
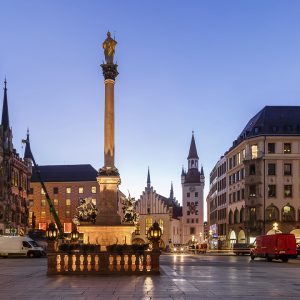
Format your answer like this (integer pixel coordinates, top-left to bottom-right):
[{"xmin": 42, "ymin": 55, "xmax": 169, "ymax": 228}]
[
  {"xmin": 1, "ymin": 79, "xmax": 9, "ymax": 131},
  {"xmin": 23, "ymin": 129, "xmax": 33, "ymax": 161},
  {"xmin": 169, "ymin": 181, "xmax": 174, "ymax": 199},
  {"xmin": 187, "ymin": 131, "xmax": 199, "ymax": 160},
  {"xmin": 147, "ymin": 167, "xmax": 151, "ymax": 189}
]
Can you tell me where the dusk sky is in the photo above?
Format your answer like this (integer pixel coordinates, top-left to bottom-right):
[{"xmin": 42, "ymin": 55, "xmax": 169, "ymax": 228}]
[{"xmin": 1, "ymin": 1, "xmax": 300, "ymax": 219}]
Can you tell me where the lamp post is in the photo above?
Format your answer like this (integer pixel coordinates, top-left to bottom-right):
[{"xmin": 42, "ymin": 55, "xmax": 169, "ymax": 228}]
[
  {"xmin": 209, "ymin": 230, "xmax": 213, "ymax": 250},
  {"xmin": 46, "ymin": 222, "xmax": 58, "ymax": 252},
  {"xmin": 147, "ymin": 221, "xmax": 162, "ymax": 252},
  {"xmin": 71, "ymin": 227, "xmax": 79, "ymax": 243},
  {"xmin": 273, "ymin": 222, "xmax": 279, "ymax": 234}
]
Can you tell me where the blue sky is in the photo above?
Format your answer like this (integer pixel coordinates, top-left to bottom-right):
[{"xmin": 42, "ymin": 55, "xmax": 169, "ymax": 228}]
[{"xmin": 1, "ymin": 1, "xmax": 300, "ymax": 218}]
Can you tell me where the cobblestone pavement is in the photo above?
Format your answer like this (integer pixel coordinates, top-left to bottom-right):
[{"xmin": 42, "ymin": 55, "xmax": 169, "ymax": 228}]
[{"xmin": 0, "ymin": 254, "xmax": 299, "ymax": 299}]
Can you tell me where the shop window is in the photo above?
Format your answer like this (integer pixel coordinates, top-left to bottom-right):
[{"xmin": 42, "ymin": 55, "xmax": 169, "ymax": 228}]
[{"xmin": 265, "ymin": 205, "xmax": 279, "ymax": 222}]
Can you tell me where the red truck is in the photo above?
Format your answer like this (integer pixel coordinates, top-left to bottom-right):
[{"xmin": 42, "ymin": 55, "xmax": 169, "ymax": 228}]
[{"xmin": 251, "ymin": 234, "xmax": 297, "ymax": 262}]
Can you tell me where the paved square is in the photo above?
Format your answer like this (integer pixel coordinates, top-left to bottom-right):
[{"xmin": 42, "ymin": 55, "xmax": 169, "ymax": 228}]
[{"xmin": 0, "ymin": 254, "xmax": 299, "ymax": 299}]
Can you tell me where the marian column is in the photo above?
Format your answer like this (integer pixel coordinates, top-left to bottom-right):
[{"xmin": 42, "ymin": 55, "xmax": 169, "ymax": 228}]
[{"xmin": 96, "ymin": 31, "xmax": 121, "ymax": 225}]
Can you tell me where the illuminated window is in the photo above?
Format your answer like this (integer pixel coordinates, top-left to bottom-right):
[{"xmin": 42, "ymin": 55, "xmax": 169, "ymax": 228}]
[
  {"xmin": 242, "ymin": 149, "xmax": 246, "ymax": 160},
  {"xmin": 145, "ymin": 217, "xmax": 152, "ymax": 234},
  {"xmin": 66, "ymin": 187, "xmax": 71, "ymax": 194},
  {"xmin": 237, "ymin": 153, "xmax": 241, "ymax": 164},
  {"xmin": 66, "ymin": 199, "xmax": 71, "ymax": 206},
  {"xmin": 54, "ymin": 199, "xmax": 59, "ymax": 206},
  {"xmin": 41, "ymin": 211, "xmax": 46, "ymax": 218},
  {"xmin": 91, "ymin": 186, "xmax": 97, "ymax": 194},
  {"xmin": 41, "ymin": 188, "xmax": 46, "ymax": 195},
  {"xmin": 284, "ymin": 185, "xmax": 292, "ymax": 197},
  {"xmin": 249, "ymin": 185, "xmax": 256, "ymax": 197},
  {"xmin": 29, "ymin": 200, "xmax": 34, "ymax": 207},
  {"xmin": 283, "ymin": 143, "xmax": 291, "ymax": 154},
  {"xmin": 265, "ymin": 205, "xmax": 279, "ymax": 221},
  {"xmin": 282, "ymin": 204, "xmax": 295, "ymax": 221},
  {"xmin": 78, "ymin": 187, "xmax": 84, "ymax": 194},
  {"xmin": 64, "ymin": 223, "xmax": 72, "ymax": 233},
  {"xmin": 159, "ymin": 219, "xmax": 164, "ymax": 234},
  {"xmin": 251, "ymin": 145, "xmax": 258, "ymax": 159},
  {"xmin": 41, "ymin": 199, "xmax": 46, "ymax": 207},
  {"xmin": 39, "ymin": 223, "xmax": 47, "ymax": 230},
  {"xmin": 91, "ymin": 198, "xmax": 96, "ymax": 205},
  {"xmin": 65, "ymin": 210, "xmax": 70, "ymax": 217}
]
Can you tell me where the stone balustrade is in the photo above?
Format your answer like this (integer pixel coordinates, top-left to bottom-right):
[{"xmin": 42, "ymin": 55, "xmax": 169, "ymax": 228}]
[{"xmin": 47, "ymin": 251, "xmax": 160, "ymax": 275}]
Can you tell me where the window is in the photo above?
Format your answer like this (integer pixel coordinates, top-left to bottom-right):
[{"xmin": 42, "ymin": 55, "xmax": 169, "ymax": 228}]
[
  {"xmin": 190, "ymin": 227, "xmax": 195, "ymax": 235},
  {"xmin": 283, "ymin": 143, "xmax": 291, "ymax": 154},
  {"xmin": 196, "ymin": 219, "xmax": 198, "ymax": 223},
  {"xmin": 41, "ymin": 188, "xmax": 45, "ymax": 195},
  {"xmin": 195, "ymin": 192, "xmax": 198, "ymax": 197},
  {"xmin": 251, "ymin": 144, "xmax": 258, "ymax": 159},
  {"xmin": 29, "ymin": 188, "xmax": 34, "ymax": 194},
  {"xmin": 22, "ymin": 241, "xmax": 31, "ymax": 248},
  {"xmin": 284, "ymin": 163, "xmax": 292, "ymax": 176},
  {"xmin": 282, "ymin": 205, "xmax": 295, "ymax": 221},
  {"xmin": 64, "ymin": 223, "xmax": 72, "ymax": 233},
  {"xmin": 229, "ymin": 210, "xmax": 233, "ymax": 225},
  {"xmin": 91, "ymin": 186, "xmax": 97, "ymax": 194},
  {"xmin": 191, "ymin": 219, "xmax": 194, "ymax": 224},
  {"xmin": 78, "ymin": 187, "xmax": 84, "ymax": 194},
  {"xmin": 145, "ymin": 217, "xmax": 152, "ymax": 234},
  {"xmin": 265, "ymin": 205, "xmax": 279, "ymax": 221},
  {"xmin": 29, "ymin": 200, "xmax": 34, "ymax": 207},
  {"xmin": 268, "ymin": 143, "xmax": 275, "ymax": 154},
  {"xmin": 66, "ymin": 187, "xmax": 71, "ymax": 194},
  {"xmin": 53, "ymin": 187, "xmax": 58, "ymax": 194},
  {"xmin": 241, "ymin": 189, "xmax": 245, "ymax": 199},
  {"xmin": 240, "ymin": 207, "xmax": 244, "ymax": 223},
  {"xmin": 41, "ymin": 211, "xmax": 46, "ymax": 218},
  {"xmin": 284, "ymin": 185, "xmax": 292, "ymax": 197},
  {"xmin": 187, "ymin": 192, "xmax": 190, "ymax": 198},
  {"xmin": 237, "ymin": 153, "xmax": 241, "ymax": 165},
  {"xmin": 65, "ymin": 210, "xmax": 70, "ymax": 218},
  {"xmin": 237, "ymin": 190, "xmax": 240, "ymax": 201},
  {"xmin": 41, "ymin": 199, "xmax": 46, "ymax": 207},
  {"xmin": 66, "ymin": 199, "xmax": 71, "ymax": 206},
  {"xmin": 187, "ymin": 219, "xmax": 190, "ymax": 224},
  {"xmin": 268, "ymin": 163, "xmax": 276, "ymax": 176},
  {"xmin": 54, "ymin": 199, "xmax": 59, "ymax": 206},
  {"xmin": 250, "ymin": 208, "xmax": 256, "ymax": 221},
  {"xmin": 268, "ymin": 185, "xmax": 276, "ymax": 198},
  {"xmin": 249, "ymin": 185, "xmax": 256, "ymax": 197},
  {"xmin": 249, "ymin": 164, "xmax": 256, "ymax": 175},
  {"xmin": 233, "ymin": 192, "xmax": 236, "ymax": 202},
  {"xmin": 92, "ymin": 198, "xmax": 96, "ymax": 205},
  {"xmin": 234, "ymin": 209, "xmax": 239, "ymax": 224}
]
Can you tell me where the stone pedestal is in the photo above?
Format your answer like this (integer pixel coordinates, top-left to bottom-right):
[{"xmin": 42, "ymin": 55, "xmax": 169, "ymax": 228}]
[{"xmin": 79, "ymin": 225, "xmax": 135, "ymax": 246}]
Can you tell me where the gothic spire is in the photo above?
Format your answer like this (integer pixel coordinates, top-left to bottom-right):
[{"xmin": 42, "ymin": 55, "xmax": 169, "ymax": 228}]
[
  {"xmin": 200, "ymin": 165, "xmax": 204, "ymax": 176},
  {"xmin": 169, "ymin": 181, "xmax": 174, "ymax": 199},
  {"xmin": 1, "ymin": 79, "xmax": 9, "ymax": 131},
  {"xmin": 147, "ymin": 167, "xmax": 151, "ymax": 189},
  {"xmin": 24, "ymin": 129, "xmax": 33, "ymax": 161},
  {"xmin": 187, "ymin": 131, "xmax": 199, "ymax": 159}
]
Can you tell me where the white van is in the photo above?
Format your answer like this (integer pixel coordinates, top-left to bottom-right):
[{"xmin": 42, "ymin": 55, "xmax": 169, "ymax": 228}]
[{"xmin": 0, "ymin": 236, "xmax": 45, "ymax": 258}]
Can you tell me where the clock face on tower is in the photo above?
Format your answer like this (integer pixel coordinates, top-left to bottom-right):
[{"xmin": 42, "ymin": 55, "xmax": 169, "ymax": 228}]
[{"xmin": 189, "ymin": 186, "xmax": 195, "ymax": 192}]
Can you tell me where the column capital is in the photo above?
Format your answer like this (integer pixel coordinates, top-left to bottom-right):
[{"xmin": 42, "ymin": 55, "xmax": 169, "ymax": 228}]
[{"xmin": 101, "ymin": 63, "xmax": 118, "ymax": 80}]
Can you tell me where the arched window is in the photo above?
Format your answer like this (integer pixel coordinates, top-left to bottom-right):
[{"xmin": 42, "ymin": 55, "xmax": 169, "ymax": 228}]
[
  {"xmin": 265, "ymin": 204, "xmax": 279, "ymax": 222},
  {"xmin": 229, "ymin": 210, "xmax": 233, "ymax": 225},
  {"xmin": 234, "ymin": 209, "xmax": 239, "ymax": 224},
  {"xmin": 145, "ymin": 217, "xmax": 152, "ymax": 234},
  {"xmin": 282, "ymin": 204, "xmax": 295, "ymax": 222},
  {"xmin": 249, "ymin": 207, "xmax": 256, "ymax": 221},
  {"xmin": 240, "ymin": 207, "xmax": 244, "ymax": 223},
  {"xmin": 159, "ymin": 219, "xmax": 164, "ymax": 234}
]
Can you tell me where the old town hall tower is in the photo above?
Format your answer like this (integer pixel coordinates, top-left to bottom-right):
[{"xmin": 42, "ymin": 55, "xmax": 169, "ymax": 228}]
[{"xmin": 181, "ymin": 133, "xmax": 205, "ymax": 244}]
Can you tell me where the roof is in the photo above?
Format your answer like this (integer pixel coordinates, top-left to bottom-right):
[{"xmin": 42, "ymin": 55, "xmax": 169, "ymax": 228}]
[
  {"xmin": 233, "ymin": 106, "xmax": 300, "ymax": 148},
  {"xmin": 157, "ymin": 194, "xmax": 182, "ymax": 219},
  {"xmin": 185, "ymin": 168, "xmax": 201, "ymax": 184},
  {"xmin": 187, "ymin": 134, "xmax": 199, "ymax": 159},
  {"xmin": 31, "ymin": 164, "xmax": 98, "ymax": 182}
]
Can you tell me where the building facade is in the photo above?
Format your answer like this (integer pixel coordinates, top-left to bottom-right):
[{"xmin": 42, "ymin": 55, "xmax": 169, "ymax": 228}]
[
  {"xmin": 181, "ymin": 133, "xmax": 205, "ymax": 244},
  {"xmin": 28, "ymin": 165, "xmax": 100, "ymax": 233},
  {"xmin": 0, "ymin": 81, "xmax": 31, "ymax": 235},
  {"xmin": 207, "ymin": 106, "xmax": 300, "ymax": 246},
  {"xmin": 135, "ymin": 169, "xmax": 182, "ymax": 248}
]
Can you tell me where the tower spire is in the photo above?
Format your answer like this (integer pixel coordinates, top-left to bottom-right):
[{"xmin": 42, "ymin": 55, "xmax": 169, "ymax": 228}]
[
  {"xmin": 170, "ymin": 181, "xmax": 174, "ymax": 199},
  {"xmin": 23, "ymin": 128, "xmax": 33, "ymax": 161},
  {"xmin": 187, "ymin": 131, "xmax": 199, "ymax": 160},
  {"xmin": 1, "ymin": 79, "xmax": 9, "ymax": 131},
  {"xmin": 147, "ymin": 167, "xmax": 151, "ymax": 189}
]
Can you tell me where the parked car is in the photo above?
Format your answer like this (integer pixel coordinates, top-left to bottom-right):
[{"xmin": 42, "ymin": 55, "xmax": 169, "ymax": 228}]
[
  {"xmin": 0, "ymin": 236, "xmax": 45, "ymax": 258},
  {"xmin": 233, "ymin": 243, "xmax": 254, "ymax": 255},
  {"xmin": 250, "ymin": 234, "xmax": 297, "ymax": 262},
  {"xmin": 297, "ymin": 244, "xmax": 300, "ymax": 256}
]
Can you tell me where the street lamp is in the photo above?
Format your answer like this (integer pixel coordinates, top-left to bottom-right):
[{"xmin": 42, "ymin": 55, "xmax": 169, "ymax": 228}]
[
  {"xmin": 71, "ymin": 228, "xmax": 79, "ymax": 242},
  {"xmin": 147, "ymin": 221, "xmax": 162, "ymax": 251},
  {"xmin": 46, "ymin": 222, "xmax": 58, "ymax": 241},
  {"xmin": 273, "ymin": 222, "xmax": 279, "ymax": 234}
]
